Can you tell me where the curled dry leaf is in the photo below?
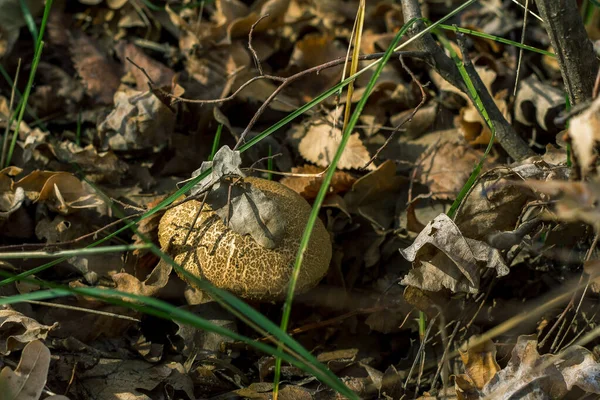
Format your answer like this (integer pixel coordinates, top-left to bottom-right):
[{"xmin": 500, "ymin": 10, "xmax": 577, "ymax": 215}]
[
  {"xmin": 568, "ymin": 93, "xmax": 600, "ymax": 176},
  {"xmin": 514, "ymin": 75, "xmax": 565, "ymax": 132},
  {"xmin": 400, "ymin": 214, "xmax": 509, "ymax": 294},
  {"xmin": 280, "ymin": 164, "xmax": 355, "ymax": 200},
  {"xmin": 415, "ymin": 139, "xmax": 497, "ymax": 200},
  {"xmin": 458, "ymin": 337, "xmax": 501, "ymax": 390},
  {"xmin": 0, "ymin": 340, "xmax": 51, "ymax": 400},
  {"xmin": 454, "ymin": 158, "xmax": 569, "ymax": 241},
  {"xmin": 14, "ymin": 171, "xmax": 102, "ymax": 214},
  {"xmin": 97, "ymin": 88, "xmax": 176, "ymax": 151},
  {"xmin": 190, "ymin": 146, "xmax": 286, "ymax": 249},
  {"xmin": 50, "ymin": 142, "xmax": 128, "ymax": 183},
  {"xmin": 470, "ymin": 335, "xmax": 600, "ymax": 398},
  {"xmin": 514, "ymin": 179, "xmax": 600, "ymax": 229},
  {"xmin": 0, "ymin": 310, "xmax": 56, "ymax": 355},
  {"xmin": 112, "ymin": 259, "xmax": 172, "ymax": 298}
]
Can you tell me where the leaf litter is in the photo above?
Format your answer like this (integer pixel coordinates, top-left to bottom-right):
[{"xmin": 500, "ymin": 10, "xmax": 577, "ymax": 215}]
[{"xmin": 1, "ymin": 0, "xmax": 600, "ymax": 399}]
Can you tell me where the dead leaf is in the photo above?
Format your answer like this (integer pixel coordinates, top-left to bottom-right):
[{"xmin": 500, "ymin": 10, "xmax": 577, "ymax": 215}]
[
  {"xmin": 478, "ymin": 335, "xmax": 600, "ymax": 398},
  {"xmin": 400, "ymin": 214, "xmax": 509, "ymax": 294},
  {"xmin": 415, "ymin": 139, "xmax": 497, "ymax": 200},
  {"xmin": 280, "ymin": 165, "xmax": 355, "ymax": 200},
  {"xmin": 298, "ymin": 123, "xmax": 374, "ymax": 171},
  {"xmin": 115, "ymin": 42, "xmax": 175, "ymax": 90},
  {"xmin": 459, "ymin": 337, "xmax": 501, "ymax": 390},
  {"xmin": 568, "ymin": 93, "xmax": 600, "ymax": 176},
  {"xmin": 0, "ymin": 310, "xmax": 56, "ymax": 355},
  {"xmin": 0, "ymin": 340, "xmax": 51, "ymax": 400},
  {"xmin": 515, "ymin": 179, "xmax": 600, "ymax": 229},
  {"xmin": 76, "ymin": 359, "xmax": 194, "ymax": 400},
  {"xmin": 97, "ymin": 88, "xmax": 176, "ymax": 151},
  {"xmin": 14, "ymin": 171, "xmax": 102, "ymax": 214},
  {"xmin": 453, "ymin": 159, "xmax": 568, "ymax": 241},
  {"xmin": 190, "ymin": 146, "xmax": 286, "ymax": 249},
  {"xmin": 514, "ymin": 75, "xmax": 565, "ymax": 132},
  {"xmin": 70, "ymin": 32, "xmax": 122, "ymax": 105},
  {"xmin": 344, "ymin": 160, "xmax": 406, "ymax": 229}
]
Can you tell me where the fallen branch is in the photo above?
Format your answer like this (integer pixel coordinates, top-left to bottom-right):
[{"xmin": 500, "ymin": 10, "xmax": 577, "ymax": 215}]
[{"xmin": 401, "ymin": 0, "xmax": 534, "ymax": 161}]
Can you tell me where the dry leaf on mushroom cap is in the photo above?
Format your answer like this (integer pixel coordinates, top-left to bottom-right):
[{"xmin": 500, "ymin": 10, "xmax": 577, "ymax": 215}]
[{"xmin": 189, "ymin": 145, "xmax": 286, "ymax": 249}]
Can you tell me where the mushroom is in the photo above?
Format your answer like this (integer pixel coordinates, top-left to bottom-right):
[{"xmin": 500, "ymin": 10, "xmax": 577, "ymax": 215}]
[{"xmin": 158, "ymin": 177, "xmax": 332, "ymax": 301}]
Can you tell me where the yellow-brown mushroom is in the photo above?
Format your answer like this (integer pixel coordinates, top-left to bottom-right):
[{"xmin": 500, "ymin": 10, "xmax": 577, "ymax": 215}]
[{"xmin": 158, "ymin": 177, "xmax": 332, "ymax": 301}]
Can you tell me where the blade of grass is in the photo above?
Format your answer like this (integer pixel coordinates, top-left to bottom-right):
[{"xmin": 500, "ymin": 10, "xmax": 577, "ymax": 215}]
[
  {"xmin": 209, "ymin": 123, "xmax": 223, "ymax": 161},
  {"xmin": 5, "ymin": 0, "xmax": 53, "ymax": 167},
  {"xmin": 0, "ymin": 64, "xmax": 47, "ymax": 131},
  {"xmin": 19, "ymin": 0, "xmax": 39, "ymax": 42},
  {"xmin": 0, "ymin": 277, "xmax": 356, "ymax": 398},
  {"xmin": 434, "ymin": 30, "xmax": 496, "ymax": 219},
  {"xmin": 0, "ymin": 244, "xmax": 151, "ymax": 259},
  {"xmin": 342, "ymin": 0, "xmax": 365, "ymax": 131},
  {"xmin": 438, "ymin": 24, "xmax": 556, "ymax": 57},
  {"xmin": 273, "ymin": 15, "xmax": 416, "ymax": 397}
]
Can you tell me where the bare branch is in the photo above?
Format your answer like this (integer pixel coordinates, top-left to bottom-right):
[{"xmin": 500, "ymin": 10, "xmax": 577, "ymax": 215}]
[
  {"xmin": 401, "ymin": 0, "xmax": 534, "ymax": 161},
  {"xmin": 536, "ymin": 0, "xmax": 598, "ymax": 105}
]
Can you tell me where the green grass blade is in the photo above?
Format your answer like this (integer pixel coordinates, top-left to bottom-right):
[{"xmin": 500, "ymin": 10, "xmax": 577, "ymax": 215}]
[
  {"xmin": 439, "ymin": 24, "xmax": 556, "ymax": 57},
  {"xmin": 209, "ymin": 123, "xmax": 223, "ymax": 161},
  {"xmin": 434, "ymin": 31, "xmax": 496, "ymax": 219},
  {"xmin": 6, "ymin": 0, "xmax": 53, "ymax": 167},
  {"xmin": 19, "ymin": 0, "xmax": 39, "ymax": 42}
]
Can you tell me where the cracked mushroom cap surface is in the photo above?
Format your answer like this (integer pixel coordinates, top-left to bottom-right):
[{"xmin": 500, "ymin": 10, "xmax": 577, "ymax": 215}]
[{"xmin": 158, "ymin": 177, "xmax": 332, "ymax": 301}]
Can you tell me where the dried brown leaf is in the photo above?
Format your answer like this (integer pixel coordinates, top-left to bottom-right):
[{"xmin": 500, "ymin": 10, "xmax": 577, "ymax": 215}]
[
  {"xmin": 400, "ymin": 214, "xmax": 509, "ymax": 293},
  {"xmin": 70, "ymin": 32, "xmax": 121, "ymax": 105},
  {"xmin": 14, "ymin": 171, "xmax": 102, "ymax": 214},
  {"xmin": 415, "ymin": 139, "xmax": 497, "ymax": 200},
  {"xmin": 480, "ymin": 335, "xmax": 600, "ymax": 398},
  {"xmin": 298, "ymin": 123, "xmax": 374, "ymax": 171},
  {"xmin": 459, "ymin": 338, "xmax": 501, "ymax": 390},
  {"xmin": 0, "ymin": 310, "xmax": 56, "ymax": 355},
  {"xmin": 0, "ymin": 340, "xmax": 51, "ymax": 400},
  {"xmin": 280, "ymin": 165, "xmax": 355, "ymax": 200}
]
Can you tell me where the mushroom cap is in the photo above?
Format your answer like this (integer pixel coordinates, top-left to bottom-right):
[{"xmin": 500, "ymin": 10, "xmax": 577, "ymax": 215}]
[{"xmin": 158, "ymin": 177, "xmax": 332, "ymax": 301}]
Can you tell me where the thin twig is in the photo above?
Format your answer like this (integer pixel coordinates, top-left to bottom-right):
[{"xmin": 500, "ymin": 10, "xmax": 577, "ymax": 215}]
[
  {"xmin": 6, "ymin": 297, "xmax": 141, "ymax": 322},
  {"xmin": 248, "ymin": 14, "xmax": 270, "ymax": 76},
  {"xmin": 363, "ymin": 55, "xmax": 427, "ymax": 169}
]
